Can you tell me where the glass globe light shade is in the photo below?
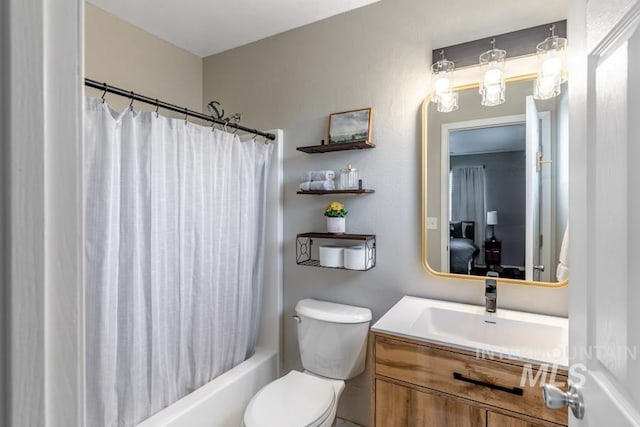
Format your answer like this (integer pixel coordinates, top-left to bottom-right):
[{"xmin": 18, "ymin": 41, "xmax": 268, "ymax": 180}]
[
  {"xmin": 437, "ymin": 90, "xmax": 459, "ymax": 113},
  {"xmin": 534, "ymin": 35, "xmax": 567, "ymax": 100},
  {"xmin": 431, "ymin": 58, "xmax": 456, "ymax": 108},
  {"xmin": 479, "ymin": 46, "xmax": 506, "ymax": 107}
]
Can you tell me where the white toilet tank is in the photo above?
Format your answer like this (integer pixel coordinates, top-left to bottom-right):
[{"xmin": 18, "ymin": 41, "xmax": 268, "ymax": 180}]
[{"xmin": 295, "ymin": 299, "xmax": 372, "ymax": 380}]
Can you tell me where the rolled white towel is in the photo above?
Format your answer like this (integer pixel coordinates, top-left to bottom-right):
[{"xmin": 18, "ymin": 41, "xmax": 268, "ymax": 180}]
[
  {"xmin": 299, "ymin": 180, "xmax": 336, "ymax": 191},
  {"xmin": 302, "ymin": 170, "xmax": 335, "ymax": 181}
]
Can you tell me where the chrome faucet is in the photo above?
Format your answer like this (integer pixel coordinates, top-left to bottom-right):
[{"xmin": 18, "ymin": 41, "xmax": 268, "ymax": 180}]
[{"xmin": 485, "ymin": 272, "xmax": 499, "ymax": 313}]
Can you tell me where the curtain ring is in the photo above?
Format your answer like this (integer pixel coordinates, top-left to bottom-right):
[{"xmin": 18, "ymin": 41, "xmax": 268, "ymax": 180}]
[
  {"xmin": 101, "ymin": 83, "xmax": 107, "ymax": 103},
  {"xmin": 184, "ymin": 108, "xmax": 188, "ymax": 125},
  {"xmin": 154, "ymin": 99, "xmax": 159, "ymax": 118},
  {"xmin": 232, "ymin": 125, "xmax": 240, "ymax": 135},
  {"xmin": 129, "ymin": 91, "xmax": 135, "ymax": 111}
]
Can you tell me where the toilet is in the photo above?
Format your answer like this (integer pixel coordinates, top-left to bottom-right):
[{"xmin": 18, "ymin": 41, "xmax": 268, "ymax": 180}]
[{"xmin": 243, "ymin": 298, "xmax": 372, "ymax": 427}]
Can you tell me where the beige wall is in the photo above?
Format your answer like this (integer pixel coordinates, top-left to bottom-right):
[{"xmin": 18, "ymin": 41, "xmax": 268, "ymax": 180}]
[
  {"xmin": 84, "ymin": 3, "xmax": 203, "ymax": 116},
  {"xmin": 203, "ymin": 1, "xmax": 568, "ymax": 425}
]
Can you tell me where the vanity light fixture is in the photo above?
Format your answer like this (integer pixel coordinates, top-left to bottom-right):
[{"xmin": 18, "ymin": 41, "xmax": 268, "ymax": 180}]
[
  {"xmin": 431, "ymin": 50, "xmax": 459, "ymax": 112},
  {"xmin": 432, "ymin": 21, "xmax": 566, "ymax": 108},
  {"xmin": 479, "ymin": 38, "xmax": 506, "ymax": 106},
  {"xmin": 533, "ymin": 24, "xmax": 568, "ymax": 100}
]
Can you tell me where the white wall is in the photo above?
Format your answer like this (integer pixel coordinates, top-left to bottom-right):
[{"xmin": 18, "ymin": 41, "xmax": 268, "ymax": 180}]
[{"xmin": 202, "ymin": 0, "xmax": 569, "ymax": 424}]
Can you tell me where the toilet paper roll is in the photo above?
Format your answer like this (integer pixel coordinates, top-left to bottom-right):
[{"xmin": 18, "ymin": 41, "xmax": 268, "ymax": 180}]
[
  {"xmin": 344, "ymin": 246, "xmax": 368, "ymax": 270},
  {"xmin": 319, "ymin": 245, "xmax": 344, "ymax": 268}
]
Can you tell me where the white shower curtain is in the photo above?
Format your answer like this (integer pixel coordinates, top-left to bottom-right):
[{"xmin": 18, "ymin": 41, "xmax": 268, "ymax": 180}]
[
  {"xmin": 84, "ymin": 98, "xmax": 273, "ymax": 427},
  {"xmin": 451, "ymin": 166, "xmax": 486, "ymax": 263}
]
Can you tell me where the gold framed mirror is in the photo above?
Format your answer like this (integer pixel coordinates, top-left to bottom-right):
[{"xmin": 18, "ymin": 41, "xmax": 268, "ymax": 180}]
[{"xmin": 422, "ymin": 75, "xmax": 568, "ymax": 287}]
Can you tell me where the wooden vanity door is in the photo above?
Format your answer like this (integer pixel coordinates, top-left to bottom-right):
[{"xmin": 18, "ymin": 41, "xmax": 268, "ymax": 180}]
[
  {"xmin": 375, "ymin": 379, "xmax": 486, "ymax": 427},
  {"xmin": 488, "ymin": 412, "xmax": 544, "ymax": 427}
]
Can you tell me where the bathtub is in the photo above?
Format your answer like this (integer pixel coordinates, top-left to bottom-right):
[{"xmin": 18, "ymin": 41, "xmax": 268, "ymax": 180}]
[{"xmin": 137, "ymin": 347, "xmax": 278, "ymax": 427}]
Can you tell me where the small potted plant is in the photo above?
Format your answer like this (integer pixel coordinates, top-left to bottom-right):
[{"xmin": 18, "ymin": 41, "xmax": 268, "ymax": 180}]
[{"xmin": 324, "ymin": 201, "xmax": 348, "ymax": 234}]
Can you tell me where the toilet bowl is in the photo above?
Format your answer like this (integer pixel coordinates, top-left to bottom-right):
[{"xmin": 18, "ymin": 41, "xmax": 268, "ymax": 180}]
[
  {"xmin": 243, "ymin": 371, "xmax": 345, "ymax": 427},
  {"xmin": 242, "ymin": 299, "xmax": 371, "ymax": 427}
]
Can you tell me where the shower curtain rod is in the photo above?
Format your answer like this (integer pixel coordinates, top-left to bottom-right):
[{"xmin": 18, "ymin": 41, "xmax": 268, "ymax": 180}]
[{"xmin": 85, "ymin": 78, "xmax": 276, "ymax": 141}]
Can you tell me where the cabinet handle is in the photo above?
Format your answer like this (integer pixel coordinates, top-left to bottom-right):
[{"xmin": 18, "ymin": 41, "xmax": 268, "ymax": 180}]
[{"xmin": 453, "ymin": 372, "xmax": 524, "ymax": 396}]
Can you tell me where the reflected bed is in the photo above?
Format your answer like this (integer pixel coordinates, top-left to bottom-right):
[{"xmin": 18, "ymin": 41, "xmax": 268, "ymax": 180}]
[{"xmin": 449, "ymin": 221, "xmax": 479, "ymax": 274}]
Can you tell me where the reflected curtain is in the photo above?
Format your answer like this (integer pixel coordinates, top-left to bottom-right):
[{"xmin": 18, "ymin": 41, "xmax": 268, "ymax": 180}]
[
  {"xmin": 84, "ymin": 98, "xmax": 273, "ymax": 427},
  {"xmin": 451, "ymin": 166, "xmax": 486, "ymax": 263}
]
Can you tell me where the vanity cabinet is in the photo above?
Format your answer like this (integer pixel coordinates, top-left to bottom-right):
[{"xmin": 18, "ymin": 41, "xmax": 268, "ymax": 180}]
[
  {"xmin": 487, "ymin": 412, "xmax": 545, "ymax": 427},
  {"xmin": 371, "ymin": 333, "xmax": 567, "ymax": 427},
  {"xmin": 375, "ymin": 379, "xmax": 486, "ymax": 426}
]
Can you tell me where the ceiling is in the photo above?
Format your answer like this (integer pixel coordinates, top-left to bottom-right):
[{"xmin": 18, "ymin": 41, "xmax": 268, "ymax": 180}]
[
  {"xmin": 87, "ymin": 0, "xmax": 381, "ymax": 57},
  {"xmin": 450, "ymin": 124, "xmax": 526, "ymax": 156}
]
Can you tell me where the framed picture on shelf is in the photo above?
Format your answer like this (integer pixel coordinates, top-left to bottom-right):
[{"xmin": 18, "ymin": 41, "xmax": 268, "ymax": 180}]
[{"xmin": 328, "ymin": 107, "xmax": 373, "ymax": 144}]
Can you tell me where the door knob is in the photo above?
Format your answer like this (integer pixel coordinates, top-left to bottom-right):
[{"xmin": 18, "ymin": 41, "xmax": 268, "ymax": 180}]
[
  {"xmin": 542, "ymin": 382, "xmax": 585, "ymax": 419},
  {"xmin": 533, "ymin": 264, "xmax": 545, "ymax": 271}
]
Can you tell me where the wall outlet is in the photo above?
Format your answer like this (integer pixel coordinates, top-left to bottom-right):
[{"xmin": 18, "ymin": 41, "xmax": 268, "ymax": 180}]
[{"xmin": 427, "ymin": 217, "xmax": 438, "ymax": 230}]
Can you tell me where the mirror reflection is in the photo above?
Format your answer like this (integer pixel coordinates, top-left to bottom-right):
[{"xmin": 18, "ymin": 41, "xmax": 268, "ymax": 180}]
[{"xmin": 425, "ymin": 78, "xmax": 568, "ymax": 284}]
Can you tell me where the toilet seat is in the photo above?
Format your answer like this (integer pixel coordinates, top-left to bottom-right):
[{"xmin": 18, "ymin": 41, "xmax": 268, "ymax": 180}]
[{"xmin": 243, "ymin": 371, "xmax": 336, "ymax": 427}]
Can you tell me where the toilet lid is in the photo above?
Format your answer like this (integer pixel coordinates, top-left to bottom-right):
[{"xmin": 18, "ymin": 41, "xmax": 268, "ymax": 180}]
[{"xmin": 244, "ymin": 371, "xmax": 335, "ymax": 427}]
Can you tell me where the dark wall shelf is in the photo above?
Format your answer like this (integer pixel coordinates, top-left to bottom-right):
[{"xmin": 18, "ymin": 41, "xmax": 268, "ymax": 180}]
[
  {"xmin": 297, "ymin": 232, "xmax": 375, "ymax": 240},
  {"xmin": 296, "ymin": 141, "xmax": 375, "ymax": 154},
  {"xmin": 296, "ymin": 138, "xmax": 377, "ymax": 270},
  {"xmin": 296, "ymin": 233, "xmax": 376, "ymax": 271},
  {"xmin": 297, "ymin": 189, "xmax": 375, "ymax": 195}
]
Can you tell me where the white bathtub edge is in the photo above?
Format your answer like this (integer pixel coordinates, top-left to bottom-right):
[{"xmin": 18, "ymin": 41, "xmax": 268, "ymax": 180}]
[{"xmin": 137, "ymin": 347, "xmax": 277, "ymax": 427}]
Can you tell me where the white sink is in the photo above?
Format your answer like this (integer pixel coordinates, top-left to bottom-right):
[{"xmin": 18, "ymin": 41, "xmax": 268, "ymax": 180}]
[{"xmin": 372, "ymin": 296, "xmax": 568, "ymax": 367}]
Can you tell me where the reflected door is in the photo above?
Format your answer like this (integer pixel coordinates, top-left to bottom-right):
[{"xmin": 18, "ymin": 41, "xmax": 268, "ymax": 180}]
[{"xmin": 526, "ymin": 96, "xmax": 542, "ymax": 281}]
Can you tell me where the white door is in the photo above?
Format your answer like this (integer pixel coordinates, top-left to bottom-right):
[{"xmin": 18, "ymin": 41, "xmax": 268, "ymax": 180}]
[
  {"xmin": 559, "ymin": 0, "xmax": 640, "ymax": 425},
  {"xmin": 525, "ymin": 96, "xmax": 541, "ymax": 281}
]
